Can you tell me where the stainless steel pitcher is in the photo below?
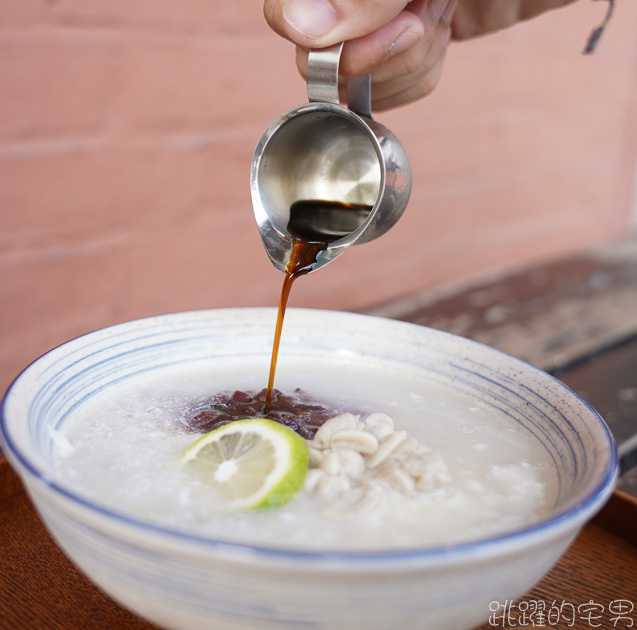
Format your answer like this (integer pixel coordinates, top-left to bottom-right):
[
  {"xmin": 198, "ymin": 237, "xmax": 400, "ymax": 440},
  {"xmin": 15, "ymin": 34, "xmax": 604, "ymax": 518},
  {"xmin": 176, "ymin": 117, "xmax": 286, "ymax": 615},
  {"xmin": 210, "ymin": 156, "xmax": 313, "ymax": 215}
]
[{"xmin": 250, "ymin": 42, "xmax": 412, "ymax": 274}]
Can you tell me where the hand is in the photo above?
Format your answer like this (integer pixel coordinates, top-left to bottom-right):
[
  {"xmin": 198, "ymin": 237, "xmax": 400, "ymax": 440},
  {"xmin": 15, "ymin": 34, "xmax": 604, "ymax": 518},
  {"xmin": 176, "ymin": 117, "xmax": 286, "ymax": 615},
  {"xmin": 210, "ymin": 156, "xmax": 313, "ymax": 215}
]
[
  {"xmin": 451, "ymin": 0, "xmax": 579, "ymax": 40},
  {"xmin": 264, "ymin": 0, "xmax": 456, "ymax": 111},
  {"xmin": 264, "ymin": 0, "xmax": 580, "ymax": 111}
]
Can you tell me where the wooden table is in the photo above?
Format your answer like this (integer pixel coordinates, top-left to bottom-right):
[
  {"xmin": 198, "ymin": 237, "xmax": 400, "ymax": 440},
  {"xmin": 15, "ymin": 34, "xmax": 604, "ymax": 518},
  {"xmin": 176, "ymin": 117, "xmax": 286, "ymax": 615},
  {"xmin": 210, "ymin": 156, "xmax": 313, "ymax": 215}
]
[{"xmin": 2, "ymin": 234, "xmax": 637, "ymax": 629}]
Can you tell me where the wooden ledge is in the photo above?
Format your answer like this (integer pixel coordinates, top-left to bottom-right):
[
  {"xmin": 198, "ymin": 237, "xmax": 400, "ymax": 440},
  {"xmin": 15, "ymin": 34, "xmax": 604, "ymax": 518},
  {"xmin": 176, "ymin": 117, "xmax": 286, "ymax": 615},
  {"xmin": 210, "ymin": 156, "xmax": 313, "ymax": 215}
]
[{"xmin": 367, "ymin": 234, "xmax": 637, "ymax": 373}]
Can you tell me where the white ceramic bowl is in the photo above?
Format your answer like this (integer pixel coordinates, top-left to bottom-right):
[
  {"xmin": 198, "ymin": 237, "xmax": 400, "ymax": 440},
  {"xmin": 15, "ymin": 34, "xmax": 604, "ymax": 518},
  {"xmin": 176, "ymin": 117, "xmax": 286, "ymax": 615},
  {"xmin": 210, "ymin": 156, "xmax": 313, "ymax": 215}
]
[{"xmin": 1, "ymin": 309, "xmax": 618, "ymax": 630}]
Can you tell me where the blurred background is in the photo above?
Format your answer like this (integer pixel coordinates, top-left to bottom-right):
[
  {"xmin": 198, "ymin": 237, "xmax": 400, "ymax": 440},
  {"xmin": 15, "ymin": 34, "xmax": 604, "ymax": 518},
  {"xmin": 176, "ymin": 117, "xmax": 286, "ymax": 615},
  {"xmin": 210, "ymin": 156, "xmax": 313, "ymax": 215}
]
[{"xmin": 1, "ymin": 0, "xmax": 636, "ymax": 396}]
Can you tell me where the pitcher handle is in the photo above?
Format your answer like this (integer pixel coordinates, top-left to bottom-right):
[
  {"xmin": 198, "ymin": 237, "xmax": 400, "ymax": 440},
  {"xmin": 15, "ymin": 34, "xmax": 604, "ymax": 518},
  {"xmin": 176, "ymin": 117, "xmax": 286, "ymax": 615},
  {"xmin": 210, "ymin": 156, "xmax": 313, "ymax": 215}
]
[{"xmin": 307, "ymin": 43, "xmax": 372, "ymax": 119}]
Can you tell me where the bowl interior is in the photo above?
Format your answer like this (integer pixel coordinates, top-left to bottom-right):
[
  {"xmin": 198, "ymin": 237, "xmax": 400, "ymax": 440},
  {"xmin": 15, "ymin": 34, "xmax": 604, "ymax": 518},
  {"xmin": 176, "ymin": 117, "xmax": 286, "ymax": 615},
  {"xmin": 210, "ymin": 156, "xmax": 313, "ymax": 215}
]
[{"xmin": 1, "ymin": 308, "xmax": 618, "ymax": 552}]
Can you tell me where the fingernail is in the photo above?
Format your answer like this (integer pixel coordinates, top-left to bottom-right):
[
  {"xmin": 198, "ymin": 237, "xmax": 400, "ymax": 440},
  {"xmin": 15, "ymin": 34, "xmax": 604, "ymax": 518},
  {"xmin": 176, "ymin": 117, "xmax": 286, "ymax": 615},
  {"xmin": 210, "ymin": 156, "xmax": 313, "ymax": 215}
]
[
  {"xmin": 389, "ymin": 27, "xmax": 421, "ymax": 58},
  {"xmin": 283, "ymin": 0, "xmax": 338, "ymax": 39}
]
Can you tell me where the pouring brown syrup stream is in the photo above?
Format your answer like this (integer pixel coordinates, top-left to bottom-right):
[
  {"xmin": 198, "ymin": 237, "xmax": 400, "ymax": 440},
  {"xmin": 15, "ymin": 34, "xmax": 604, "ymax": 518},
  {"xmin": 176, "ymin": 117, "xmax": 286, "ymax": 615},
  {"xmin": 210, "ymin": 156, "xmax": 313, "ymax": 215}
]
[
  {"xmin": 183, "ymin": 200, "xmax": 372, "ymax": 438},
  {"xmin": 263, "ymin": 200, "xmax": 372, "ymax": 412}
]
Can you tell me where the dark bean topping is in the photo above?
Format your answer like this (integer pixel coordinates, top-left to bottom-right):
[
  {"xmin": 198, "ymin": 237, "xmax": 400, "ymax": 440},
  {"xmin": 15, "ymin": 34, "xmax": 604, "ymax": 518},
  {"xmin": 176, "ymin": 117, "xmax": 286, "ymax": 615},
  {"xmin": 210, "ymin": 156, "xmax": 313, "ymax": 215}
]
[{"xmin": 181, "ymin": 389, "xmax": 365, "ymax": 439}]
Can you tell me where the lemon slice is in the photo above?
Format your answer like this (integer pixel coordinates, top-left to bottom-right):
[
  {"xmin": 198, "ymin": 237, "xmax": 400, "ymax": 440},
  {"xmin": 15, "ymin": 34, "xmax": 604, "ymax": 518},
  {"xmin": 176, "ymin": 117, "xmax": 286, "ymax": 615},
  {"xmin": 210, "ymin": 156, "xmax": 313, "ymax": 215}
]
[{"xmin": 180, "ymin": 418, "xmax": 309, "ymax": 511}]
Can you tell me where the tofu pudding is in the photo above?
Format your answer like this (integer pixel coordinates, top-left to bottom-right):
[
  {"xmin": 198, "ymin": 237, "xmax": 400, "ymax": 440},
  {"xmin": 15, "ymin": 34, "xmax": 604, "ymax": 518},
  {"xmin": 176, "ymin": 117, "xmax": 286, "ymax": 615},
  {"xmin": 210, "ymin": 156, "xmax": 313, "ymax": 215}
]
[{"xmin": 52, "ymin": 359, "xmax": 551, "ymax": 551}]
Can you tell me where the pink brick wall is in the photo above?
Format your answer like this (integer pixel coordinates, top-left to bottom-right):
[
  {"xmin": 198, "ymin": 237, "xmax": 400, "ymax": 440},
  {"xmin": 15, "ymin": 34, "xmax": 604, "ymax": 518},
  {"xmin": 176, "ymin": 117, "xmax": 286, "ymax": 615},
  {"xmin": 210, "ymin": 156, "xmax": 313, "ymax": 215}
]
[{"xmin": 1, "ymin": 0, "xmax": 637, "ymax": 394}]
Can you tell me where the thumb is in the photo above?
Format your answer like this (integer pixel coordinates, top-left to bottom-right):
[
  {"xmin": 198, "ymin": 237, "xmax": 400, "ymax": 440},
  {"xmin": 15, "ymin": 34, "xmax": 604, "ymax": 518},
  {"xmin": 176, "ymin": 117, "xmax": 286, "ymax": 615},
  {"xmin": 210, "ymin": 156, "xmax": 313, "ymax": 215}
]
[{"xmin": 264, "ymin": 0, "xmax": 412, "ymax": 48}]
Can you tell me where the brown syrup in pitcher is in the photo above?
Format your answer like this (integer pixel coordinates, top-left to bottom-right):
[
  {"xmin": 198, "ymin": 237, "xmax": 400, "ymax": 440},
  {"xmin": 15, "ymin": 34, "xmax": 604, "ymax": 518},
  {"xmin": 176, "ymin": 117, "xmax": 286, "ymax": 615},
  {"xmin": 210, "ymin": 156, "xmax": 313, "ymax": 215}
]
[{"xmin": 184, "ymin": 200, "xmax": 372, "ymax": 438}]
